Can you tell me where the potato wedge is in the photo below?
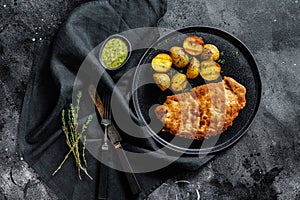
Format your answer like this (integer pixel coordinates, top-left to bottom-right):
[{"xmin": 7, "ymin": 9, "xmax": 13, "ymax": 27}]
[
  {"xmin": 169, "ymin": 46, "xmax": 190, "ymax": 68},
  {"xmin": 153, "ymin": 73, "xmax": 170, "ymax": 91},
  {"xmin": 171, "ymin": 73, "xmax": 188, "ymax": 91},
  {"xmin": 151, "ymin": 53, "xmax": 173, "ymax": 73},
  {"xmin": 183, "ymin": 36, "xmax": 204, "ymax": 56},
  {"xmin": 186, "ymin": 57, "xmax": 200, "ymax": 79},
  {"xmin": 199, "ymin": 60, "xmax": 221, "ymax": 81},
  {"xmin": 201, "ymin": 44, "xmax": 220, "ymax": 61}
]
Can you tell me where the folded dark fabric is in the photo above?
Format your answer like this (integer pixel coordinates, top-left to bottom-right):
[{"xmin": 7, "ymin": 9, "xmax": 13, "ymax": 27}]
[{"xmin": 18, "ymin": 0, "xmax": 214, "ymax": 199}]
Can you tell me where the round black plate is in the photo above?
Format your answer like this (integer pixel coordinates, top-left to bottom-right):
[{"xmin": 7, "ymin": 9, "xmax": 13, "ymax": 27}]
[{"xmin": 132, "ymin": 26, "xmax": 261, "ymax": 154}]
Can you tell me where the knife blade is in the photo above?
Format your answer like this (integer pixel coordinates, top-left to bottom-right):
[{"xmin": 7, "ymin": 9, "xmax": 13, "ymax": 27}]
[
  {"xmin": 88, "ymin": 84, "xmax": 141, "ymax": 195},
  {"xmin": 88, "ymin": 85, "xmax": 122, "ymax": 148}
]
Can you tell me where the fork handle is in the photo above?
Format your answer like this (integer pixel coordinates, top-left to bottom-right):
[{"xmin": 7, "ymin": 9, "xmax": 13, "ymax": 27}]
[
  {"xmin": 103, "ymin": 126, "xmax": 108, "ymax": 148},
  {"xmin": 116, "ymin": 146, "xmax": 141, "ymax": 195},
  {"xmin": 98, "ymin": 148, "xmax": 108, "ymax": 200}
]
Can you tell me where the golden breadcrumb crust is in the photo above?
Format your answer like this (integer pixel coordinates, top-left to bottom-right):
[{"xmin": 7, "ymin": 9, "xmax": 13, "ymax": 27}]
[{"xmin": 155, "ymin": 76, "xmax": 246, "ymax": 140}]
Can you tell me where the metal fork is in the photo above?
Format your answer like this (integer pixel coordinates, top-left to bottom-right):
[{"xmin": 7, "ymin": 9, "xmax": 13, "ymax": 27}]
[
  {"xmin": 101, "ymin": 93, "xmax": 111, "ymax": 151},
  {"xmin": 98, "ymin": 93, "xmax": 111, "ymax": 200}
]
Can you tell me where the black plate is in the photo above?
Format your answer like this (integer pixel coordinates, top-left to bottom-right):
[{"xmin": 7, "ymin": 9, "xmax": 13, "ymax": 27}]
[{"xmin": 132, "ymin": 26, "xmax": 261, "ymax": 154}]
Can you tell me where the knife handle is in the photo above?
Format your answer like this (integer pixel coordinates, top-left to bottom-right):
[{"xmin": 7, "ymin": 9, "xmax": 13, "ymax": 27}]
[
  {"xmin": 98, "ymin": 149, "xmax": 108, "ymax": 200},
  {"xmin": 116, "ymin": 147, "xmax": 141, "ymax": 195}
]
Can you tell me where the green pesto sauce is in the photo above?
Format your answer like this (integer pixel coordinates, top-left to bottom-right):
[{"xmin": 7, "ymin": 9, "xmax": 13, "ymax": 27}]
[{"xmin": 101, "ymin": 38, "xmax": 128, "ymax": 69}]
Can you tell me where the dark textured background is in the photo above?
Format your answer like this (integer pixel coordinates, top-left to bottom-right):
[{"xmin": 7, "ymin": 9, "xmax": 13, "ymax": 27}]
[{"xmin": 0, "ymin": 0, "xmax": 299, "ymax": 199}]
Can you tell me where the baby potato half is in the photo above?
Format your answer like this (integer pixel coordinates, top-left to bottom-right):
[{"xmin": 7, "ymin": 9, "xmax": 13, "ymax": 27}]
[
  {"xmin": 153, "ymin": 73, "xmax": 170, "ymax": 91},
  {"xmin": 171, "ymin": 73, "xmax": 188, "ymax": 91},
  {"xmin": 186, "ymin": 57, "xmax": 201, "ymax": 79},
  {"xmin": 183, "ymin": 36, "xmax": 204, "ymax": 56},
  {"xmin": 169, "ymin": 46, "xmax": 190, "ymax": 68},
  {"xmin": 151, "ymin": 53, "xmax": 173, "ymax": 73},
  {"xmin": 199, "ymin": 60, "xmax": 221, "ymax": 81},
  {"xmin": 201, "ymin": 44, "xmax": 220, "ymax": 61}
]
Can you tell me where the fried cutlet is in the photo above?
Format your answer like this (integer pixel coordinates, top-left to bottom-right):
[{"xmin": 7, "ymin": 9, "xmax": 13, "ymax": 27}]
[{"xmin": 154, "ymin": 76, "xmax": 246, "ymax": 140}]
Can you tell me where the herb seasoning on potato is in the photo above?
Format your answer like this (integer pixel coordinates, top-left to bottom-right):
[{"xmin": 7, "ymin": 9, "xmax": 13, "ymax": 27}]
[
  {"xmin": 171, "ymin": 73, "xmax": 188, "ymax": 91},
  {"xmin": 151, "ymin": 35, "xmax": 225, "ymax": 91},
  {"xmin": 186, "ymin": 57, "xmax": 201, "ymax": 79},
  {"xmin": 183, "ymin": 36, "xmax": 204, "ymax": 56},
  {"xmin": 169, "ymin": 46, "xmax": 190, "ymax": 68},
  {"xmin": 199, "ymin": 60, "xmax": 221, "ymax": 81},
  {"xmin": 203, "ymin": 44, "xmax": 220, "ymax": 61},
  {"xmin": 151, "ymin": 53, "xmax": 173, "ymax": 72},
  {"xmin": 153, "ymin": 73, "xmax": 171, "ymax": 91}
]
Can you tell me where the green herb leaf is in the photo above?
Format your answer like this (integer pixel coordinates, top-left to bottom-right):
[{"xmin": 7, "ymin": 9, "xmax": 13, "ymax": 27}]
[
  {"xmin": 52, "ymin": 91, "xmax": 93, "ymax": 180},
  {"xmin": 235, "ymin": 49, "xmax": 239, "ymax": 56}
]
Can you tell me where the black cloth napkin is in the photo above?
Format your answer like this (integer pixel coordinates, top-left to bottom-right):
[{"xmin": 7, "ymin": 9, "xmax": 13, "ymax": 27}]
[{"xmin": 18, "ymin": 0, "xmax": 214, "ymax": 199}]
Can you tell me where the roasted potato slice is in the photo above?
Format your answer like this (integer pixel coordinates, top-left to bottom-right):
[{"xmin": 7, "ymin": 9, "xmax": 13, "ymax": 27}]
[
  {"xmin": 153, "ymin": 73, "xmax": 170, "ymax": 91},
  {"xmin": 183, "ymin": 36, "xmax": 204, "ymax": 56},
  {"xmin": 201, "ymin": 44, "xmax": 220, "ymax": 61},
  {"xmin": 151, "ymin": 53, "xmax": 173, "ymax": 73},
  {"xmin": 169, "ymin": 46, "xmax": 190, "ymax": 68},
  {"xmin": 186, "ymin": 57, "xmax": 200, "ymax": 79},
  {"xmin": 199, "ymin": 60, "xmax": 221, "ymax": 81},
  {"xmin": 200, "ymin": 48, "xmax": 213, "ymax": 61},
  {"xmin": 171, "ymin": 73, "xmax": 188, "ymax": 91}
]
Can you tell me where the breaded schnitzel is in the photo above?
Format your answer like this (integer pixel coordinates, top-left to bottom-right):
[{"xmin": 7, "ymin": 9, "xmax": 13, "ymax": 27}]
[{"xmin": 154, "ymin": 76, "xmax": 246, "ymax": 140}]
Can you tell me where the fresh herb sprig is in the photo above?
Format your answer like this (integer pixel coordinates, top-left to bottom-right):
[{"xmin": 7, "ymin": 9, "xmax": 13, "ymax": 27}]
[{"xmin": 52, "ymin": 91, "xmax": 93, "ymax": 180}]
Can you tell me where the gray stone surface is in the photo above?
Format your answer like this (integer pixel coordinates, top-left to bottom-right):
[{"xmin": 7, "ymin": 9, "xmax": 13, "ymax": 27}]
[{"xmin": 0, "ymin": 0, "xmax": 299, "ymax": 199}]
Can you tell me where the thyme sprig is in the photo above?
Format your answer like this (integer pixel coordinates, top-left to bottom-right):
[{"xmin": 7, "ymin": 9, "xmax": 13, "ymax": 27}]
[{"xmin": 52, "ymin": 91, "xmax": 93, "ymax": 180}]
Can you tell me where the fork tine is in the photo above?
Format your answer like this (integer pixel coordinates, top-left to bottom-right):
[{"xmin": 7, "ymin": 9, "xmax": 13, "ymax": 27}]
[
  {"xmin": 101, "ymin": 92, "xmax": 111, "ymax": 122},
  {"xmin": 108, "ymin": 95, "xmax": 111, "ymax": 120},
  {"xmin": 106, "ymin": 95, "xmax": 110, "ymax": 119},
  {"xmin": 103, "ymin": 94, "xmax": 106, "ymax": 119},
  {"xmin": 103, "ymin": 93, "xmax": 108, "ymax": 119},
  {"xmin": 106, "ymin": 95, "xmax": 109, "ymax": 119}
]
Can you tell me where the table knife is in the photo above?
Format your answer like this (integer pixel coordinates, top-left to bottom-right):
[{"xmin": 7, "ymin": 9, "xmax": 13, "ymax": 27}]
[{"xmin": 88, "ymin": 85, "xmax": 142, "ymax": 195}]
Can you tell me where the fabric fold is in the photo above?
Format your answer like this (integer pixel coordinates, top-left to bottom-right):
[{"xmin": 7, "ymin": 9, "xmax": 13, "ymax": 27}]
[{"xmin": 18, "ymin": 1, "xmax": 214, "ymax": 199}]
